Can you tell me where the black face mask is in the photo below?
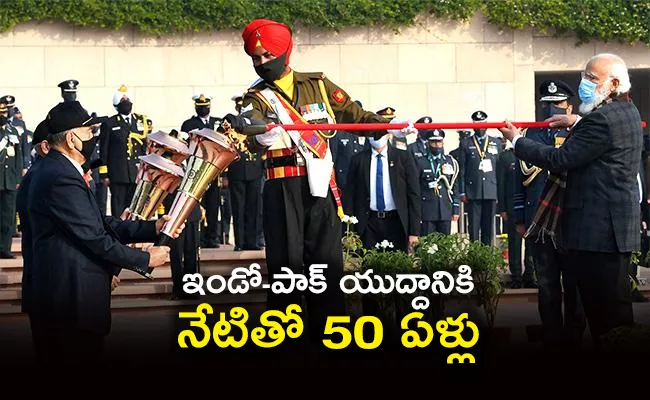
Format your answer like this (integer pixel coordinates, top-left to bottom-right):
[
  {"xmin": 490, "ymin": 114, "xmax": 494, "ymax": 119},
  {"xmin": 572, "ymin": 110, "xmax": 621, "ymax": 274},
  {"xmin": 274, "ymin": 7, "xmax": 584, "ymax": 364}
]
[
  {"xmin": 255, "ymin": 53, "xmax": 287, "ymax": 83},
  {"xmin": 474, "ymin": 128, "xmax": 486, "ymax": 137},
  {"xmin": 196, "ymin": 106, "xmax": 210, "ymax": 118},
  {"xmin": 542, "ymin": 103, "xmax": 568, "ymax": 119},
  {"xmin": 429, "ymin": 147, "xmax": 443, "ymax": 156},
  {"xmin": 62, "ymin": 93, "xmax": 77, "ymax": 102},
  {"xmin": 116, "ymin": 101, "xmax": 133, "ymax": 115},
  {"xmin": 0, "ymin": 116, "xmax": 7, "ymax": 126},
  {"xmin": 74, "ymin": 133, "xmax": 97, "ymax": 163}
]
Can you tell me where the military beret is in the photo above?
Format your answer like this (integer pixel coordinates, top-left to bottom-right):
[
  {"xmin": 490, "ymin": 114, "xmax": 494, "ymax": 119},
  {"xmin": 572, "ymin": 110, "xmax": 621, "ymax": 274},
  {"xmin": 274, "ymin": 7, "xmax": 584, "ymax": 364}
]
[
  {"xmin": 471, "ymin": 110, "xmax": 487, "ymax": 121},
  {"xmin": 58, "ymin": 79, "xmax": 79, "ymax": 92},
  {"xmin": 193, "ymin": 94, "xmax": 212, "ymax": 106},
  {"xmin": 376, "ymin": 107, "xmax": 396, "ymax": 120},
  {"xmin": 539, "ymin": 79, "xmax": 575, "ymax": 102}
]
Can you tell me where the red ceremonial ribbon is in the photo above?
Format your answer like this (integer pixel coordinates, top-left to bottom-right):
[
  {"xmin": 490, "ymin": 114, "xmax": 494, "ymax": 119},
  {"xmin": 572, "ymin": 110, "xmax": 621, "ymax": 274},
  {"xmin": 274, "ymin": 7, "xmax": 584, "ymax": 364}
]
[{"xmin": 265, "ymin": 121, "xmax": 647, "ymax": 131}]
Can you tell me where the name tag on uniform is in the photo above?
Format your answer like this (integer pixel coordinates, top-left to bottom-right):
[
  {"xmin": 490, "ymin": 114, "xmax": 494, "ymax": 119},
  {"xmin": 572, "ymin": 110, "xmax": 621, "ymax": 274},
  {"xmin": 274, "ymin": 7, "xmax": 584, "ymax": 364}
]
[
  {"xmin": 6, "ymin": 146, "xmax": 14, "ymax": 157},
  {"xmin": 442, "ymin": 163, "xmax": 454, "ymax": 175},
  {"xmin": 479, "ymin": 159, "xmax": 493, "ymax": 172},
  {"xmin": 555, "ymin": 137, "xmax": 565, "ymax": 148},
  {"xmin": 488, "ymin": 146, "xmax": 498, "ymax": 155},
  {"xmin": 112, "ymin": 126, "xmax": 120, "ymax": 131},
  {"xmin": 423, "ymin": 169, "xmax": 432, "ymax": 173}
]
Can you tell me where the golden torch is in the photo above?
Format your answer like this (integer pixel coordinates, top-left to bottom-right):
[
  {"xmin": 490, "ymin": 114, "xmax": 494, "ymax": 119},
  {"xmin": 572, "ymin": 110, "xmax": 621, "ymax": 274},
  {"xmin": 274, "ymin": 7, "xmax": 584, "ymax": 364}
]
[
  {"xmin": 158, "ymin": 128, "xmax": 239, "ymax": 244},
  {"xmin": 127, "ymin": 130, "xmax": 190, "ymax": 220}
]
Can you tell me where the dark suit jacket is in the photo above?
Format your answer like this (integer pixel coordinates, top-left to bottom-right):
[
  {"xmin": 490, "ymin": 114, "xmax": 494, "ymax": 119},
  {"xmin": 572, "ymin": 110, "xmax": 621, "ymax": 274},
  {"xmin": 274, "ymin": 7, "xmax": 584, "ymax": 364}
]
[
  {"xmin": 515, "ymin": 99, "xmax": 643, "ymax": 253},
  {"xmin": 0, "ymin": 124, "xmax": 23, "ymax": 190},
  {"xmin": 17, "ymin": 156, "xmax": 42, "ymax": 314},
  {"xmin": 330, "ymin": 131, "xmax": 369, "ymax": 188},
  {"xmin": 344, "ymin": 145, "xmax": 421, "ymax": 237},
  {"xmin": 27, "ymin": 150, "xmax": 159, "ymax": 334}
]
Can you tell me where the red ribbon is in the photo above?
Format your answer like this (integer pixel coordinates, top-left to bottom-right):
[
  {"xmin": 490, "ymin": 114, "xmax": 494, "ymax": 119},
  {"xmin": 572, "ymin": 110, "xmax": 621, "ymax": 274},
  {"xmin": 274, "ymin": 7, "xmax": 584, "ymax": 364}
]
[{"xmin": 266, "ymin": 121, "xmax": 647, "ymax": 131}]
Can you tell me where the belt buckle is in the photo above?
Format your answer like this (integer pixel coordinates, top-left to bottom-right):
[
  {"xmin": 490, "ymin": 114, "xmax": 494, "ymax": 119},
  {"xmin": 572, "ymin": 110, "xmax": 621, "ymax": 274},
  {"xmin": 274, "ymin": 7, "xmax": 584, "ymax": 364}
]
[{"xmin": 377, "ymin": 211, "xmax": 386, "ymax": 219}]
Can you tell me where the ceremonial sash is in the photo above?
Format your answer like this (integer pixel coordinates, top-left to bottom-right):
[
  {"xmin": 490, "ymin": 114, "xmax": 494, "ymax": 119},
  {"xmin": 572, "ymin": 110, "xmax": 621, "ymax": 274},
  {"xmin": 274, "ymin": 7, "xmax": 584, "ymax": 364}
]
[{"xmin": 256, "ymin": 88, "xmax": 344, "ymax": 219}]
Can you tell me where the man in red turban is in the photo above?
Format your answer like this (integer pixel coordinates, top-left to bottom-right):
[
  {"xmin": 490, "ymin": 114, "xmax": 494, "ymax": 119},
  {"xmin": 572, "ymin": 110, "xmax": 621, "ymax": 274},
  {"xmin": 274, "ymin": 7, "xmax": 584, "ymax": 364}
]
[{"xmin": 221, "ymin": 19, "xmax": 418, "ymax": 350}]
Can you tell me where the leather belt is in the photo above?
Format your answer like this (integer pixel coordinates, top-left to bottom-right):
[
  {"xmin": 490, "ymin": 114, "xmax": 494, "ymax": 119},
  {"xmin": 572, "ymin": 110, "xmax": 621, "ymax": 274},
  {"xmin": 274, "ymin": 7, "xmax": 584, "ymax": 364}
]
[
  {"xmin": 369, "ymin": 210, "xmax": 398, "ymax": 219},
  {"xmin": 264, "ymin": 153, "xmax": 306, "ymax": 169}
]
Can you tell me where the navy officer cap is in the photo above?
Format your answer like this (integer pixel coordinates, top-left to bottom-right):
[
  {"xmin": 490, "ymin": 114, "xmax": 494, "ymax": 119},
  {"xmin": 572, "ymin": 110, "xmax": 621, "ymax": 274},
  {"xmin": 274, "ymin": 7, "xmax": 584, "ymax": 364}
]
[
  {"xmin": 539, "ymin": 79, "xmax": 575, "ymax": 102},
  {"xmin": 58, "ymin": 79, "xmax": 79, "ymax": 92},
  {"xmin": 471, "ymin": 110, "xmax": 487, "ymax": 121},
  {"xmin": 427, "ymin": 129, "xmax": 445, "ymax": 141}
]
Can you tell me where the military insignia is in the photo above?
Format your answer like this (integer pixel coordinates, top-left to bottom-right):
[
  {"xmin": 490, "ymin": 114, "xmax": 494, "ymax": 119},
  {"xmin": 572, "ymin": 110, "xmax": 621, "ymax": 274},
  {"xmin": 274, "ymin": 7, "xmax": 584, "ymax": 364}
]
[
  {"xmin": 554, "ymin": 136, "xmax": 565, "ymax": 148},
  {"xmin": 341, "ymin": 139, "xmax": 349, "ymax": 146},
  {"xmin": 332, "ymin": 89, "xmax": 346, "ymax": 104},
  {"xmin": 256, "ymin": 31, "xmax": 261, "ymax": 38},
  {"xmin": 442, "ymin": 163, "xmax": 454, "ymax": 175},
  {"xmin": 7, "ymin": 96, "xmax": 12, "ymax": 103},
  {"xmin": 424, "ymin": 117, "xmax": 431, "ymax": 123},
  {"xmin": 475, "ymin": 111, "xmax": 484, "ymax": 119},
  {"xmin": 68, "ymin": 81, "xmax": 75, "ymax": 89},
  {"xmin": 548, "ymin": 82, "xmax": 557, "ymax": 93}
]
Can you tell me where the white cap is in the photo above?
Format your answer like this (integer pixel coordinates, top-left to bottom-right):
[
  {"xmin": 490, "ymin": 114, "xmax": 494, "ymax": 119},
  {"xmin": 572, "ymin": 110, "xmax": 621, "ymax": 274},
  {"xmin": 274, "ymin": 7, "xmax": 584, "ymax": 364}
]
[{"xmin": 113, "ymin": 84, "xmax": 132, "ymax": 106}]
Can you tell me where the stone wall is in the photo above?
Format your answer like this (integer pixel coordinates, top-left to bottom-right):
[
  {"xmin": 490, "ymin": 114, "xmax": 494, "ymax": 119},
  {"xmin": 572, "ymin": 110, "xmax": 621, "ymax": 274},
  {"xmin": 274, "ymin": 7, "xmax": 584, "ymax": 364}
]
[{"xmin": 1, "ymin": 13, "xmax": 649, "ymax": 148}]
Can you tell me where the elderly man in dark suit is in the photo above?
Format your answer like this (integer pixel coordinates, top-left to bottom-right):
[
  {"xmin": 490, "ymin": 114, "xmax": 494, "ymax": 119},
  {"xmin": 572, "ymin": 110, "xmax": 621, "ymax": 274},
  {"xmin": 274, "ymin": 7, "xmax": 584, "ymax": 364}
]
[
  {"xmin": 345, "ymin": 134, "xmax": 421, "ymax": 253},
  {"xmin": 500, "ymin": 53, "xmax": 642, "ymax": 347},
  {"xmin": 27, "ymin": 101, "xmax": 179, "ymax": 366}
]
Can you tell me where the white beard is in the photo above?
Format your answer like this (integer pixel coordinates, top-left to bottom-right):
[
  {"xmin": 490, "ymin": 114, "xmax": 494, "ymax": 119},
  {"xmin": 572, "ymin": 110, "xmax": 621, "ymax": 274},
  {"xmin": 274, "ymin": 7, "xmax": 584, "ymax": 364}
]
[{"xmin": 579, "ymin": 86, "xmax": 611, "ymax": 114}]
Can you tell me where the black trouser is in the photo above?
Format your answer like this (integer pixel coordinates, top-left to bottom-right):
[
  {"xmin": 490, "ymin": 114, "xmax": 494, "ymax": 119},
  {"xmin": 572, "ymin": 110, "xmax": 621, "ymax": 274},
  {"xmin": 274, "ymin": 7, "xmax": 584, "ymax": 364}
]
[
  {"xmin": 94, "ymin": 181, "xmax": 108, "ymax": 216},
  {"xmin": 467, "ymin": 199, "xmax": 496, "ymax": 245},
  {"xmin": 38, "ymin": 323, "xmax": 104, "ymax": 367},
  {"xmin": 362, "ymin": 211, "xmax": 407, "ymax": 252},
  {"xmin": 506, "ymin": 217, "xmax": 535, "ymax": 283},
  {"xmin": 170, "ymin": 221, "xmax": 199, "ymax": 297},
  {"xmin": 263, "ymin": 176, "xmax": 345, "ymax": 345},
  {"xmin": 563, "ymin": 250, "xmax": 634, "ymax": 348},
  {"xmin": 220, "ymin": 187, "xmax": 231, "ymax": 243},
  {"xmin": 421, "ymin": 220, "xmax": 452, "ymax": 236},
  {"xmin": 110, "ymin": 182, "xmax": 136, "ymax": 217},
  {"xmin": 530, "ymin": 241, "xmax": 585, "ymax": 348},
  {"xmin": 201, "ymin": 184, "xmax": 220, "ymax": 245},
  {"xmin": 257, "ymin": 177, "xmax": 265, "ymax": 246},
  {"xmin": 0, "ymin": 189, "xmax": 16, "ymax": 253},
  {"xmin": 230, "ymin": 179, "xmax": 261, "ymax": 249},
  {"xmin": 29, "ymin": 313, "xmax": 47, "ymax": 364}
]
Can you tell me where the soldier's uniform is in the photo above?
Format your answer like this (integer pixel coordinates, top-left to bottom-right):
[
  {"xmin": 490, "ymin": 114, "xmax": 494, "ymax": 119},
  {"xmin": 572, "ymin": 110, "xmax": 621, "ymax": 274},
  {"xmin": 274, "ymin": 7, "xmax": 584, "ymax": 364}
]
[
  {"xmin": 458, "ymin": 111, "xmax": 501, "ymax": 245},
  {"xmin": 180, "ymin": 94, "xmax": 223, "ymax": 248},
  {"xmin": 1, "ymin": 96, "xmax": 31, "ymax": 173},
  {"xmin": 0, "ymin": 102, "xmax": 22, "ymax": 258},
  {"xmin": 99, "ymin": 85, "xmax": 150, "ymax": 217},
  {"xmin": 449, "ymin": 130, "xmax": 471, "ymax": 234},
  {"xmin": 229, "ymin": 19, "xmax": 391, "ymax": 343},
  {"xmin": 513, "ymin": 79, "xmax": 585, "ymax": 347},
  {"xmin": 412, "ymin": 127, "xmax": 460, "ymax": 235},
  {"xmin": 497, "ymin": 142, "xmax": 535, "ymax": 287}
]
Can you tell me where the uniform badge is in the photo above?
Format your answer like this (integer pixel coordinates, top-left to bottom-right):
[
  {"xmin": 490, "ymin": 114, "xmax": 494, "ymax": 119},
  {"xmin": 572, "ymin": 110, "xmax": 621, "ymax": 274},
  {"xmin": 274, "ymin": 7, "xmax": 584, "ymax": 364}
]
[
  {"xmin": 332, "ymin": 89, "xmax": 346, "ymax": 104},
  {"xmin": 547, "ymin": 82, "xmax": 557, "ymax": 93},
  {"xmin": 442, "ymin": 163, "xmax": 454, "ymax": 175},
  {"xmin": 554, "ymin": 136, "xmax": 565, "ymax": 148},
  {"xmin": 340, "ymin": 139, "xmax": 349, "ymax": 146}
]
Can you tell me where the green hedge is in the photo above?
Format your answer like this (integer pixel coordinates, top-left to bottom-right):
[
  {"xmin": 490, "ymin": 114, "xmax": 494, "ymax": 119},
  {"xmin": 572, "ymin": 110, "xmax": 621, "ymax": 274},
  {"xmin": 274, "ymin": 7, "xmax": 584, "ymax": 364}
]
[{"xmin": 3, "ymin": 0, "xmax": 649, "ymax": 45}]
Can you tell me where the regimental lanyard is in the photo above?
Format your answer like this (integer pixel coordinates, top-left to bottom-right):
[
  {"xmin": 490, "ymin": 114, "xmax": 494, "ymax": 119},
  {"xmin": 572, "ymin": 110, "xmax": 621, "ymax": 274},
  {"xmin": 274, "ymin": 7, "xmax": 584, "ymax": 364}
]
[
  {"xmin": 428, "ymin": 154, "xmax": 441, "ymax": 178},
  {"xmin": 472, "ymin": 135, "xmax": 489, "ymax": 160}
]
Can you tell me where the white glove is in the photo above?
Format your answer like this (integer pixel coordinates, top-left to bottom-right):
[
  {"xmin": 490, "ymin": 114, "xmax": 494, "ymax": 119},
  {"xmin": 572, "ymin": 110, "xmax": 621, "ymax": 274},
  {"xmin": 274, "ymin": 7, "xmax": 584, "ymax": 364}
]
[
  {"xmin": 255, "ymin": 126, "xmax": 285, "ymax": 147},
  {"xmin": 388, "ymin": 117, "xmax": 418, "ymax": 138}
]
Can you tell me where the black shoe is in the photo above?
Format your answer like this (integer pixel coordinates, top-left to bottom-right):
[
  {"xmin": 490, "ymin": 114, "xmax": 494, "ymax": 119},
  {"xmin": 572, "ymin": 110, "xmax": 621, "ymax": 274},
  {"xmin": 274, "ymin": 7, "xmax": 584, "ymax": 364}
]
[
  {"xmin": 233, "ymin": 246, "xmax": 242, "ymax": 252},
  {"xmin": 243, "ymin": 246, "xmax": 262, "ymax": 251},
  {"xmin": 508, "ymin": 280, "xmax": 523, "ymax": 289},
  {"xmin": 524, "ymin": 281, "xmax": 539, "ymax": 289},
  {"xmin": 0, "ymin": 252, "xmax": 15, "ymax": 259},
  {"xmin": 632, "ymin": 289, "xmax": 649, "ymax": 303}
]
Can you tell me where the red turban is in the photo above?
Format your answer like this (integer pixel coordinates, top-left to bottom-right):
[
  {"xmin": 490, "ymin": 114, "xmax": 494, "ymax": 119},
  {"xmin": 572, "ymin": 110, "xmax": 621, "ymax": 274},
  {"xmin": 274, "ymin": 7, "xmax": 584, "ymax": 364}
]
[{"xmin": 242, "ymin": 19, "xmax": 293, "ymax": 65}]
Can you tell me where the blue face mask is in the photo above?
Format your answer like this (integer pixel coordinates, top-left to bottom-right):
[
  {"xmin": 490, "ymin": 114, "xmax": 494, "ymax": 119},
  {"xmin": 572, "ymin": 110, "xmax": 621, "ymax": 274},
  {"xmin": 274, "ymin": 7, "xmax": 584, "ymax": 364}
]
[
  {"xmin": 369, "ymin": 135, "xmax": 388, "ymax": 149},
  {"xmin": 578, "ymin": 78, "xmax": 598, "ymax": 104}
]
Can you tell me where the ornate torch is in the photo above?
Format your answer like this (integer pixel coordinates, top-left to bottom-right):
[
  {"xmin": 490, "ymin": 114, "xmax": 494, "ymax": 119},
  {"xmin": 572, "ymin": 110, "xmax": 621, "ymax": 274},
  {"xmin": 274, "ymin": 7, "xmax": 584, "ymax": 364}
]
[
  {"xmin": 127, "ymin": 130, "xmax": 190, "ymax": 221},
  {"xmin": 158, "ymin": 128, "xmax": 240, "ymax": 245}
]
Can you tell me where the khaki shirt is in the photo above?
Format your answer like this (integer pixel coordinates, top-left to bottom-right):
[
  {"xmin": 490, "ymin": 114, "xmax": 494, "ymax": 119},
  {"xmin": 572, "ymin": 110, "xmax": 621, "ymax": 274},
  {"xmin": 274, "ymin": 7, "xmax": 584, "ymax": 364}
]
[{"xmin": 240, "ymin": 71, "xmax": 388, "ymax": 153}]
